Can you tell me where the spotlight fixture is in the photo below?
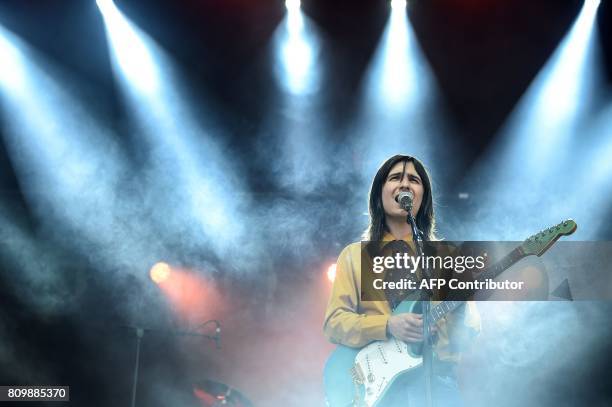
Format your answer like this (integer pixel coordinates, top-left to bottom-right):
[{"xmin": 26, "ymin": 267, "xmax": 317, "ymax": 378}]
[
  {"xmin": 391, "ymin": 0, "xmax": 407, "ymax": 10},
  {"xmin": 150, "ymin": 262, "xmax": 171, "ymax": 284},
  {"xmin": 285, "ymin": 0, "xmax": 300, "ymax": 12},
  {"xmin": 327, "ymin": 263, "xmax": 337, "ymax": 283}
]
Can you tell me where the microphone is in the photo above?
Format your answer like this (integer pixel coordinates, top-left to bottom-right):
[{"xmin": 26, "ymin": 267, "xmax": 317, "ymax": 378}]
[{"xmin": 396, "ymin": 191, "xmax": 414, "ymax": 212}]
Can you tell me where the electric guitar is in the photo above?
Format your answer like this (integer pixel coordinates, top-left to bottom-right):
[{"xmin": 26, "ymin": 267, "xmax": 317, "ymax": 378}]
[{"xmin": 323, "ymin": 219, "xmax": 577, "ymax": 407}]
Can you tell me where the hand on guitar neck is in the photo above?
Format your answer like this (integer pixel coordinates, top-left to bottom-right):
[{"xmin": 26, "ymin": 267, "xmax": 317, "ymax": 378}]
[{"xmin": 387, "ymin": 313, "xmax": 437, "ymax": 343}]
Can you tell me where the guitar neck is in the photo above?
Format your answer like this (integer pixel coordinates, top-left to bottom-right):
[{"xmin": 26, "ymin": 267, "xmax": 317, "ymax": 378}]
[{"xmin": 428, "ymin": 246, "xmax": 526, "ymax": 323}]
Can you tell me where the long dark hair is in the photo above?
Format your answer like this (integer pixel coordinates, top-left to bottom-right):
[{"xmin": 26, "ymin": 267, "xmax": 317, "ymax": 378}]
[{"xmin": 363, "ymin": 155, "xmax": 436, "ymax": 241}]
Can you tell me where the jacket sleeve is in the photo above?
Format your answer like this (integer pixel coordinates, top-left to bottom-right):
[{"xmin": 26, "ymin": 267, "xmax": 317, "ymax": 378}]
[{"xmin": 323, "ymin": 244, "xmax": 389, "ymax": 348}]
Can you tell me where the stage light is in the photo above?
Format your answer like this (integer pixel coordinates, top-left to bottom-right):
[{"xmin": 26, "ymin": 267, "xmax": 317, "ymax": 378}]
[
  {"xmin": 353, "ymin": 0, "xmax": 446, "ymax": 180},
  {"xmin": 285, "ymin": 0, "xmax": 301, "ymax": 12},
  {"xmin": 150, "ymin": 262, "xmax": 171, "ymax": 284},
  {"xmin": 586, "ymin": 0, "xmax": 601, "ymax": 8},
  {"xmin": 391, "ymin": 0, "xmax": 407, "ymax": 10},
  {"xmin": 459, "ymin": 0, "xmax": 603, "ymax": 240},
  {"xmin": 97, "ymin": 0, "xmax": 160, "ymax": 95},
  {"xmin": 0, "ymin": 26, "xmax": 26, "ymax": 93},
  {"xmin": 356, "ymin": 0, "xmax": 437, "ymax": 131},
  {"xmin": 96, "ymin": 0, "xmax": 114, "ymax": 15},
  {"xmin": 377, "ymin": 0, "xmax": 418, "ymax": 111},
  {"xmin": 527, "ymin": 0, "xmax": 602, "ymax": 146},
  {"xmin": 0, "ymin": 23, "xmax": 164, "ymax": 280},
  {"xmin": 97, "ymin": 0, "xmax": 251, "ymax": 264},
  {"xmin": 327, "ymin": 263, "xmax": 337, "ymax": 283},
  {"xmin": 274, "ymin": 0, "xmax": 319, "ymax": 95}
]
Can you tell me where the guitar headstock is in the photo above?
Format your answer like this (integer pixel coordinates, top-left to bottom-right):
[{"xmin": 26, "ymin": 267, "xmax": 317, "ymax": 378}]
[{"xmin": 521, "ymin": 219, "xmax": 577, "ymax": 257}]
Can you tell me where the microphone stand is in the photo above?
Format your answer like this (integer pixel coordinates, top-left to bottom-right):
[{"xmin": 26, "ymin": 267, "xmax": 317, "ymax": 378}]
[
  {"xmin": 406, "ymin": 211, "xmax": 434, "ymax": 407},
  {"xmin": 122, "ymin": 322, "xmax": 221, "ymax": 407}
]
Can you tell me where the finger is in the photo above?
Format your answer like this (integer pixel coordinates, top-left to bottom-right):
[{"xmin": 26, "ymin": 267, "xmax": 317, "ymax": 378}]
[
  {"xmin": 407, "ymin": 333, "xmax": 424, "ymax": 340},
  {"xmin": 403, "ymin": 335, "xmax": 424, "ymax": 343},
  {"xmin": 411, "ymin": 319, "xmax": 423, "ymax": 327},
  {"xmin": 403, "ymin": 328, "xmax": 424, "ymax": 338}
]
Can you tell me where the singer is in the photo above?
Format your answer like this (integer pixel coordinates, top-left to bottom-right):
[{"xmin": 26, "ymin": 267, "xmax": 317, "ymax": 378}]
[{"xmin": 323, "ymin": 154, "xmax": 480, "ymax": 407}]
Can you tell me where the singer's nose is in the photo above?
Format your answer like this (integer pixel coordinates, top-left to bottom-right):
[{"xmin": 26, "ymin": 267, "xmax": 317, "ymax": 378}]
[{"xmin": 399, "ymin": 175, "xmax": 411, "ymax": 189}]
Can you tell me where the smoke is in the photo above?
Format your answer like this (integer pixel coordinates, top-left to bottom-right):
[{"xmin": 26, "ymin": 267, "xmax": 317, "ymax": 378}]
[{"xmin": 461, "ymin": 301, "xmax": 612, "ymax": 407}]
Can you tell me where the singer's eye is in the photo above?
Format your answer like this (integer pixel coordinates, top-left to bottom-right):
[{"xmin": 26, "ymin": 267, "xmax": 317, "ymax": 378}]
[{"xmin": 408, "ymin": 174, "xmax": 421, "ymax": 184}]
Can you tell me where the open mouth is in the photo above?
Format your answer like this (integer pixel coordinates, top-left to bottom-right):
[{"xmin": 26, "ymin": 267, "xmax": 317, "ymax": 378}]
[{"xmin": 394, "ymin": 192, "xmax": 407, "ymax": 203}]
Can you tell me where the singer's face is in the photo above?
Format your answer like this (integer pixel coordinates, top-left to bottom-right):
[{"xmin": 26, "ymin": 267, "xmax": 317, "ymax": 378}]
[{"xmin": 381, "ymin": 161, "xmax": 424, "ymax": 220}]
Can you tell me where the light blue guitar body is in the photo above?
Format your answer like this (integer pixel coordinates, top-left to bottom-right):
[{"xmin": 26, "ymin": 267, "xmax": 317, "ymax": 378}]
[{"xmin": 323, "ymin": 300, "xmax": 422, "ymax": 407}]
